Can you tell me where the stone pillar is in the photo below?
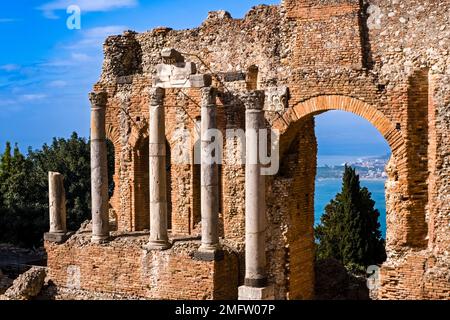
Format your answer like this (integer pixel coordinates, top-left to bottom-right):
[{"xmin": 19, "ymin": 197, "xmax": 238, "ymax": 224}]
[
  {"xmin": 44, "ymin": 172, "xmax": 70, "ymax": 243},
  {"xmin": 145, "ymin": 87, "xmax": 170, "ymax": 250},
  {"xmin": 195, "ymin": 87, "xmax": 223, "ymax": 261},
  {"xmin": 238, "ymin": 91, "xmax": 274, "ymax": 300},
  {"xmin": 90, "ymin": 91, "xmax": 110, "ymax": 244}
]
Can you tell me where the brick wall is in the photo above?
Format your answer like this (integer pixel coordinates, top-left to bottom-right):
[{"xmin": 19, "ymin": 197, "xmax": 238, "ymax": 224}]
[
  {"xmin": 44, "ymin": 0, "xmax": 450, "ymax": 300},
  {"xmin": 45, "ymin": 234, "xmax": 238, "ymax": 299}
]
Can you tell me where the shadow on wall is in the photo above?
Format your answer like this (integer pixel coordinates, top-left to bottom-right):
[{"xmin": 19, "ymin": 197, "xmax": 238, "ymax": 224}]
[{"xmin": 314, "ymin": 258, "xmax": 370, "ymax": 300}]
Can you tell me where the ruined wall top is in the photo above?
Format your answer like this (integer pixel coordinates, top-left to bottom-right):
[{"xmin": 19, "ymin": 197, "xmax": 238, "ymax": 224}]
[{"xmin": 97, "ymin": 0, "xmax": 450, "ymax": 91}]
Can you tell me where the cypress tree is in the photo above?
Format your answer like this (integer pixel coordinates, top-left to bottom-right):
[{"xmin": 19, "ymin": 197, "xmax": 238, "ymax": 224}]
[{"xmin": 315, "ymin": 165, "xmax": 386, "ymax": 270}]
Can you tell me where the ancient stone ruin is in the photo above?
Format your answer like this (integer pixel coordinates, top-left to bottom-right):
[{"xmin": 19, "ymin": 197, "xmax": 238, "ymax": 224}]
[{"xmin": 44, "ymin": 0, "xmax": 450, "ymax": 299}]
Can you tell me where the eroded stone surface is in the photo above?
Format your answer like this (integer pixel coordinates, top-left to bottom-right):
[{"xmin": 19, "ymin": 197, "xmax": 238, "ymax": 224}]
[
  {"xmin": 44, "ymin": 0, "xmax": 450, "ymax": 300},
  {"xmin": 3, "ymin": 267, "xmax": 46, "ymax": 300}
]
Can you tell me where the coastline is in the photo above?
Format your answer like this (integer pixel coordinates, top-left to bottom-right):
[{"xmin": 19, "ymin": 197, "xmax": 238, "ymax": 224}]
[{"xmin": 316, "ymin": 177, "xmax": 387, "ymax": 182}]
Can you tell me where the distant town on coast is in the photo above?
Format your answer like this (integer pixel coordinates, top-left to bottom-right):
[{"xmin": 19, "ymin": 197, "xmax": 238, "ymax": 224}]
[{"xmin": 317, "ymin": 154, "xmax": 390, "ymax": 180}]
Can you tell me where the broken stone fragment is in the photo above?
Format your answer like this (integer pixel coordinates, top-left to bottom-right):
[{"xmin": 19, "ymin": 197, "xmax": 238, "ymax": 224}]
[
  {"xmin": 264, "ymin": 86, "xmax": 289, "ymax": 112},
  {"xmin": 154, "ymin": 62, "xmax": 200, "ymax": 88},
  {"xmin": 152, "ymin": 27, "xmax": 173, "ymax": 35},
  {"xmin": 190, "ymin": 74, "xmax": 213, "ymax": 88},
  {"xmin": 4, "ymin": 267, "xmax": 46, "ymax": 300},
  {"xmin": 207, "ymin": 10, "xmax": 232, "ymax": 21},
  {"xmin": 161, "ymin": 48, "xmax": 185, "ymax": 64}
]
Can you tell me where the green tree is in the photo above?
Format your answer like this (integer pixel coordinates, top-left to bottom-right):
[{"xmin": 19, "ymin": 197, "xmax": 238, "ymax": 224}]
[
  {"xmin": 0, "ymin": 142, "xmax": 13, "ymax": 207},
  {"xmin": 315, "ymin": 165, "xmax": 386, "ymax": 270},
  {"xmin": 0, "ymin": 132, "xmax": 115, "ymax": 248},
  {"xmin": 0, "ymin": 143, "xmax": 43, "ymax": 247}
]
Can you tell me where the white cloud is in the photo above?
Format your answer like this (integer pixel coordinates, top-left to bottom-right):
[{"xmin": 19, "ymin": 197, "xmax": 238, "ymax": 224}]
[
  {"xmin": 48, "ymin": 80, "xmax": 68, "ymax": 88},
  {"xmin": 65, "ymin": 25, "xmax": 128, "ymax": 49},
  {"xmin": 20, "ymin": 94, "xmax": 47, "ymax": 102},
  {"xmin": 71, "ymin": 53, "xmax": 92, "ymax": 62},
  {"xmin": 84, "ymin": 25, "xmax": 128, "ymax": 38},
  {"xmin": 0, "ymin": 94, "xmax": 47, "ymax": 108},
  {"xmin": 0, "ymin": 98, "xmax": 16, "ymax": 106},
  {"xmin": 38, "ymin": 0, "xmax": 138, "ymax": 19},
  {"xmin": 0, "ymin": 64, "xmax": 21, "ymax": 72}
]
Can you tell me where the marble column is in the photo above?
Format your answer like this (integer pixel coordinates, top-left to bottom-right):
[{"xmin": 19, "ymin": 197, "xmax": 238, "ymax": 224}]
[
  {"xmin": 44, "ymin": 172, "xmax": 69, "ymax": 243},
  {"xmin": 90, "ymin": 91, "xmax": 110, "ymax": 244},
  {"xmin": 145, "ymin": 87, "xmax": 170, "ymax": 250},
  {"xmin": 196, "ymin": 87, "xmax": 222, "ymax": 259},
  {"xmin": 239, "ymin": 90, "xmax": 274, "ymax": 300}
]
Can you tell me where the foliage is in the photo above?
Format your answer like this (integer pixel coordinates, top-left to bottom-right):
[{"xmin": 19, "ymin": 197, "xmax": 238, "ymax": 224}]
[
  {"xmin": 0, "ymin": 133, "xmax": 114, "ymax": 248},
  {"xmin": 315, "ymin": 165, "xmax": 387, "ymax": 270}
]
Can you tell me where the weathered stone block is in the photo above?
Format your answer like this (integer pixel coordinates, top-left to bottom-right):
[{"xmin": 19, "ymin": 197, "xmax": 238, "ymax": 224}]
[
  {"xmin": 4, "ymin": 267, "xmax": 46, "ymax": 300},
  {"xmin": 264, "ymin": 86, "xmax": 289, "ymax": 112},
  {"xmin": 190, "ymin": 74, "xmax": 213, "ymax": 88},
  {"xmin": 238, "ymin": 285, "xmax": 275, "ymax": 300},
  {"xmin": 161, "ymin": 48, "xmax": 185, "ymax": 64}
]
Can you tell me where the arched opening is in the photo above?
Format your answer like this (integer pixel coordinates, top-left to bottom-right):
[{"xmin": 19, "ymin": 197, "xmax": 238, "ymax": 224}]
[
  {"xmin": 192, "ymin": 118, "xmax": 202, "ymax": 233},
  {"xmin": 106, "ymin": 139, "xmax": 117, "ymax": 231},
  {"xmin": 313, "ymin": 110, "xmax": 389, "ymax": 300},
  {"xmin": 246, "ymin": 65, "xmax": 259, "ymax": 91},
  {"xmin": 267, "ymin": 95, "xmax": 426, "ymax": 300},
  {"xmin": 133, "ymin": 137, "xmax": 172, "ymax": 232},
  {"xmin": 133, "ymin": 136, "xmax": 149, "ymax": 231},
  {"xmin": 314, "ymin": 111, "xmax": 389, "ymax": 238}
]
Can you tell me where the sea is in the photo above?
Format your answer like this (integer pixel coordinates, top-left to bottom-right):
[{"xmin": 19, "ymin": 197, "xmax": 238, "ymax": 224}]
[{"xmin": 314, "ymin": 178, "xmax": 387, "ymax": 238}]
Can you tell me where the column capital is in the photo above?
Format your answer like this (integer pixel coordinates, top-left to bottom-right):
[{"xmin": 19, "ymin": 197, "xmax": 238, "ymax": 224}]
[
  {"xmin": 149, "ymin": 87, "xmax": 165, "ymax": 105},
  {"xmin": 241, "ymin": 90, "xmax": 265, "ymax": 111},
  {"xmin": 89, "ymin": 91, "xmax": 108, "ymax": 108},
  {"xmin": 201, "ymin": 87, "xmax": 217, "ymax": 107}
]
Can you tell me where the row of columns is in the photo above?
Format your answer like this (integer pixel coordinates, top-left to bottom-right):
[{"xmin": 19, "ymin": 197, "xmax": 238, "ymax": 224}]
[{"xmin": 87, "ymin": 87, "xmax": 272, "ymax": 299}]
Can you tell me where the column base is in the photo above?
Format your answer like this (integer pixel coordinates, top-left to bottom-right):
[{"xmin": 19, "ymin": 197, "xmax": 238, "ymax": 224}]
[
  {"xmin": 143, "ymin": 240, "xmax": 171, "ymax": 251},
  {"xmin": 193, "ymin": 246, "xmax": 224, "ymax": 261},
  {"xmin": 44, "ymin": 232, "xmax": 73, "ymax": 244},
  {"xmin": 91, "ymin": 235, "xmax": 110, "ymax": 244},
  {"xmin": 238, "ymin": 285, "xmax": 275, "ymax": 300}
]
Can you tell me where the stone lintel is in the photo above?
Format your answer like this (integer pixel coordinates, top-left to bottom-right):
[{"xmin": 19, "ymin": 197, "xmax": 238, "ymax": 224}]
[
  {"xmin": 154, "ymin": 71, "xmax": 212, "ymax": 89},
  {"xmin": 190, "ymin": 74, "xmax": 213, "ymax": 88},
  {"xmin": 161, "ymin": 48, "xmax": 185, "ymax": 64},
  {"xmin": 238, "ymin": 285, "xmax": 275, "ymax": 300}
]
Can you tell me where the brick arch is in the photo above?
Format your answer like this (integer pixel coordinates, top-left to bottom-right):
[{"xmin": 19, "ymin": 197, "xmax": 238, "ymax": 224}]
[
  {"xmin": 106, "ymin": 124, "xmax": 120, "ymax": 146},
  {"xmin": 269, "ymin": 95, "xmax": 408, "ymax": 300},
  {"xmin": 273, "ymin": 95, "xmax": 405, "ymax": 158}
]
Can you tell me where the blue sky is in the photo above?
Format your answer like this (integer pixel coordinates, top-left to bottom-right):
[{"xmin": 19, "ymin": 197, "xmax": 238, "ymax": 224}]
[{"xmin": 0, "ymin": 0, "xmax": 389, "ymax": 161}]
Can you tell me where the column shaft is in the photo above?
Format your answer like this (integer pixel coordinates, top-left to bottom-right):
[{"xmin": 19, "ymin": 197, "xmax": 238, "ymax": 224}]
[
  {"xmin": 90, "ymin": 91, "xmax": 110, "ymax": 244},
  {"xmin": 244, "ymin": 91, "xmax": 267, "ymax": 287},
  {"xmin": 44, "ymin": 171, "xmax": 70, "ymax": 243},
  {"xmin": 146, "ymin": 87, "xmax": 170, "ymax": 250},
  {"xmin": 48, "ymin": 172, "xmax": 66, "ymax": 234},
  {"xmin": 199, "ymin": 87, "xmax": 220, "ymax": 252}
]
